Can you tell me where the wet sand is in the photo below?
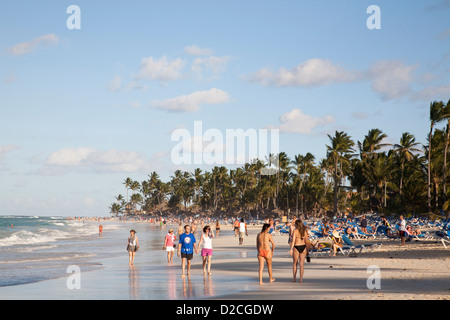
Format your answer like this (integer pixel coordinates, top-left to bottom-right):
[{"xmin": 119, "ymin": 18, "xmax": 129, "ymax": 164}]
[{"xmin": 1, "ymin": 221, "xmax": 448, "ymax": 300}]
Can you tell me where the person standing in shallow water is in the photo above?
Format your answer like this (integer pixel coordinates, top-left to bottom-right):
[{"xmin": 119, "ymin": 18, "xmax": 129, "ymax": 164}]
[
  {"xmin": 127, "ymin": 230, "xmax": 139, "ymax": 265},
  {"xmin": 256, "ymin": 224, "xmax": 275, "ymax": 285}
]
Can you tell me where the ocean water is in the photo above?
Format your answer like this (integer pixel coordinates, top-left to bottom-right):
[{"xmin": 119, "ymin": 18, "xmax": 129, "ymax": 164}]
[
  {"xmin": 0, "ymin": 216, "xmax": 256, "ymax": 299},
  {"xmin": 0, "ymin": 215, "xmax": 121, "ymax": 287}
]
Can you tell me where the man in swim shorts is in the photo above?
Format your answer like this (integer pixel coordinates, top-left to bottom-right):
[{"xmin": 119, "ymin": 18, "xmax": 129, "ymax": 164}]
[{"xmin": 177, "ymin": 225, "xmax": 197, "ymax": 278}]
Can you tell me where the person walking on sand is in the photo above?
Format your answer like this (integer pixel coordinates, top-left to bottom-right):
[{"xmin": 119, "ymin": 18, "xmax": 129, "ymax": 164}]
[
  {"xmin": 399, "ymin": 215, "xmax": 406, "ymax": 246},
  {"xmin": 239, "ymin": 218, "xmax": 248, "ymax": 245},
  {"xmin": 163, "ymin": 229, "xmax": 177, "ymax": 263},
  {"xmin": 98, "ymin": 224, "xmax": 103, "ymax": 237},
  {"xmin": 196, "ymin": 225, "xmax": 215, "ymax": 275},
  {"xmin": 233, "ymin": 219, "xmax": 239, "ymax": 237},
  {"xmin": 178, "ymin": 225, "xmax": 197, "ymax": 278},
  {"xmin": 215, "ymin": 220, "xmax": 221, "ymax": 238},
  {"xmin": 289, "ymin": 220, "xmax": 309, "ymax": 283},
  {"xmin": 256, "ymin": 224, "xmax": 275, "ymax": 285},
  {"xmin": 127, "ymin": 230, "xmax": 139, "ymax": 265}
]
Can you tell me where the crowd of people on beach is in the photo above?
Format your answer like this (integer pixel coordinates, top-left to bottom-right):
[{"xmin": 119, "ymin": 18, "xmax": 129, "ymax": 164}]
[
  {"xmin": 112, "ymin": 213, "xmax": 448, "ymax": 286},
  {"xmin": 121, "ymin": 215, "xmax": 318, "ymax": 285}
]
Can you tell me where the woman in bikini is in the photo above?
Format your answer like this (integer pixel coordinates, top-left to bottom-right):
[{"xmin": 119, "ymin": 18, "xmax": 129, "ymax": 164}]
[
  {"xmin": 256, "ymin": 223, "xmax": 276, "ymax": 285},
  {"xmin": 289, "ymin": 220, "xmax": 309, "ymax": 283}
]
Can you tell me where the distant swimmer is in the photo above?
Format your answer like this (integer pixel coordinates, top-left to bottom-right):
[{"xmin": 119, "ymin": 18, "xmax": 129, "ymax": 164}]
[{"xmin": 99, "ymin": 224, "xmax": 103, "ymax": 237}]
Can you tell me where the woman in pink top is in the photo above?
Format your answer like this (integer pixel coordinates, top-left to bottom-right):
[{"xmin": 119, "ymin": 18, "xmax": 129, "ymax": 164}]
[{"xmin": 163, "ymin": 229, "xmax": 177, "ymax": 263}]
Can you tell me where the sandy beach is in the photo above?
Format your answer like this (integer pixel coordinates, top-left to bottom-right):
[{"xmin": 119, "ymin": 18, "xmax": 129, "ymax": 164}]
[
  {"xmin": 1, "ymin": 220, "xmax": 449, "ymax": 300},
  {"xmin": 214, "ymin": 225, "xmax": 450, "ymax": 300}
]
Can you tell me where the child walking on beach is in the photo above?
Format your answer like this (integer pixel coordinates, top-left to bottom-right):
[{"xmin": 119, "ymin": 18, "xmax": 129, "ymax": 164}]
[{"xmin": 196, "ymin": 225, "xmax": 215, "ymax": 275}]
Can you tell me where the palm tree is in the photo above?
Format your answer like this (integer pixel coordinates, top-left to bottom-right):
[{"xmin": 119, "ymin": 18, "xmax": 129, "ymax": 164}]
[
  {"xmin": 292, "ymin": 153, "xmax": 315, "ymax": 214},
  {"xmin": 393, "ymin": 132, "xmax": 421, "ymax": 195},
  {"xmin": 358, "ymin": 128, "xmax": 390, "ymax": 159},
  {"xmin": 123, "ymin": 177, "xmax": 133, "ymax": 203},
  {"xmin": 440, "ymin": 100, "xmax": 450, "ymax": 204},
  {"xmin": 192, "ymin": 168, "xmax": 203, "ymax": 206},
  {"xmin": 109, "ymin": 203, "xmax": 122, "ymax": 216},
  {"xmin": 428, "ymin": 101, "xmax": 446, "ymax": 212},
  {"xmin": 362, "ymin": 152, "xmax": 396, "ymax": 212},
  {"xmin": 276, "ymin": 152, "xmax": 291, "ymax": 211},
  {"xmin": 130, "ymin": 193, "xmax": 143, "ymax": 214},
  {"xmin": 326, "ymin": 131, "xmax": 355, "ymax": 215}
]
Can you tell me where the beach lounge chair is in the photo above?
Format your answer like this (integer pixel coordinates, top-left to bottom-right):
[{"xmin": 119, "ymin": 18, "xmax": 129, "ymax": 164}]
[
  {"xmin": 436, "ymin": 230, "xmax": 450, "ymax": 249},
  {"xmin": 345, "ymin": 234, "xmax": 382, "ymax": 252},
  {"xmin": 375, "ymin": 226, "xmax": 390, "ymax": 240},
  {"xmin": 341, "ymin": 235, "xmax": 365, "ymax": 256},
  {"xmin": 308, "ymin": 240, "xmax": 332, "ymax": 258},
  {"xmin": 355, "ymin": 226, "xmax": 376, "ymax": 239},
  {"xmin": 309, "ymin": 247, "xmax": 331, "ymax": 258}
]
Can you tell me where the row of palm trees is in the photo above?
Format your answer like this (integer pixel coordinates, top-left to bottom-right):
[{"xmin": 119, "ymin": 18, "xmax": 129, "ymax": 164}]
[{"xmin": 110, "ymin": 99, "xmax": 450, "ymax": 218}]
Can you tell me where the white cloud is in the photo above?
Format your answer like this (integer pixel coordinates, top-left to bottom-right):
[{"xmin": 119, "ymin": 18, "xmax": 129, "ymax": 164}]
[
  {"xmin": 275, "ymin": 108, "xmax": 335, "ymax": 134},
  {"xmin": 192, "ymin": 56, "xmax": 232, "ymax": 79},
  {"xmin": 106, "ymin": 76, "xmax": 147, "ymax": 92},
  {"xmin": 412, "ymin": 83, "xmax": 450, "ymax": 102},
  {"xmin": 366, "ymin": 60, "xmax": 417, "ymax": 101},
  {"xmin": 184, "ymin": 45, "xmax": 213, "ymax": 56},
  {"xmin": 247, "ymin": 58, "xmax": 359, "ymax": 87},
  {"xmin": 45, "ymin": 147, "xmax": 150, "ymax": 173},
  {"xmin": 150, "ymin": 88, "xmax": 230, "ymax": 113},
  {"xmin": 7, "ymin": 34, "xmax": 59, "ymax": 56},
  {"xmin": 247, "ymin": 58, "xmax": 425, "ymax": 102},
  {"xmin": 134, "ymin": 56, "xmax": 186, "ymax": 81}
]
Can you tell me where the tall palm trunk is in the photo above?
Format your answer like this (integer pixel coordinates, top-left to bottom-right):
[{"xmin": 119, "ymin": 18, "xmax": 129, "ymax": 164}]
[
  {"xmin": 428, "ymin": 126, "xmax": 433, "ymax": 213},
  {"xmin": 333, "ymin": 157, "xmax": 339, "ymax": 215},
  {"xmin": 443, "ymin": 122, "xmax": 449, "ymax": 205}
]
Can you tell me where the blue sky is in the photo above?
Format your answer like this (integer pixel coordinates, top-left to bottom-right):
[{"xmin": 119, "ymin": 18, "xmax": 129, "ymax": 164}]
[{"xmin": 1, "ymin": 0, "xmax": 450, "ymax": 216}]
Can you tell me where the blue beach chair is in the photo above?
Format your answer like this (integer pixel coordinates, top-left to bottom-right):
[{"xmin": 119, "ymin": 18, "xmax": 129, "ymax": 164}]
[
  {"xmin": 436, "ymin": 230, "xmax": 450, "ymax": 249},
  {"xmin": 341, "ymin": 234, "xmax": 365, "ymax": 256}
]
